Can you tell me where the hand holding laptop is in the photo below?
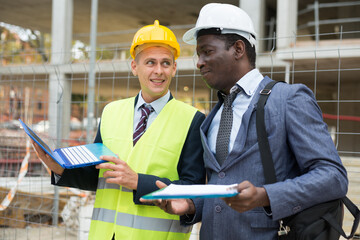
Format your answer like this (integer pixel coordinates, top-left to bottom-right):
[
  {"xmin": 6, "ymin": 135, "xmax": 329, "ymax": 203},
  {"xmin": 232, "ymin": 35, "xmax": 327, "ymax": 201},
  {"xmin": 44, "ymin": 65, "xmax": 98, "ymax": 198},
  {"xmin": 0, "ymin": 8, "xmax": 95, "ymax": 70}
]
[
  {"xmin": 21, "ymin": 119, "xmax": 141, "ymax": 192},
  {"xmin": 32, "ymin": 140, "xmax": 64, "ymax": 175},
  {"xmin": 20, "ymin": 119, "xmax": 117, "ymax": 170}
]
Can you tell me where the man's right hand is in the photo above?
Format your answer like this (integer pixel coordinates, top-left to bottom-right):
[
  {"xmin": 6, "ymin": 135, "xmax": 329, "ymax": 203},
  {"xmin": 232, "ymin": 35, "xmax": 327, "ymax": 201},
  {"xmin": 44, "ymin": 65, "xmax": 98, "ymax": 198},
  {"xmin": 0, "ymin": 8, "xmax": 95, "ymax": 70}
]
[
  {"xmin": 31, "ymin": 140, "xmax": 64, "ymax": 175},
  {"xmin": 140, "ymin": 181, "xmax": 196, "ymax": 216}
]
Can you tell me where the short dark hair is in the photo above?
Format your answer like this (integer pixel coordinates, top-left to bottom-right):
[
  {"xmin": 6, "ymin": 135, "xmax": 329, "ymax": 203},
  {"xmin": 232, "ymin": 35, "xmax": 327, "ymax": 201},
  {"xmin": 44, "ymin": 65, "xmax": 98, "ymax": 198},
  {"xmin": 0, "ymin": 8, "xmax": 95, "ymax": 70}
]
[{"xmin": 216, "ymin": 34, "xmax": 256, "ymax": 68}]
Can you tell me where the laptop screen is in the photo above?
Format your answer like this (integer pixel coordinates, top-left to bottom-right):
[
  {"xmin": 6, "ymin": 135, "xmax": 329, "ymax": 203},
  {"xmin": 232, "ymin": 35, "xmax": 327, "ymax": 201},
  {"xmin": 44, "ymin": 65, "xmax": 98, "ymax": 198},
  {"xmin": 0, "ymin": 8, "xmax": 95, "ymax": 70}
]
[{"xmin": 19, "ymin": 120, "xmax": 53, "ymax": 154}]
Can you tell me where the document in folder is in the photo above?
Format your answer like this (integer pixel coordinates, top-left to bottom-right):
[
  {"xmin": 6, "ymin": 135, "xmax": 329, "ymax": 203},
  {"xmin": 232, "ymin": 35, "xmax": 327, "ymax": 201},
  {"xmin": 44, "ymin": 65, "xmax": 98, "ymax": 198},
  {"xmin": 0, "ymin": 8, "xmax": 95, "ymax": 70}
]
[
  {"xmin": 142, "ymin": 183, "xmax": 239, "ymax": 199},
  {"xmin": 19, "ymin": 119, "xmax": 117, "ymax": 169}
]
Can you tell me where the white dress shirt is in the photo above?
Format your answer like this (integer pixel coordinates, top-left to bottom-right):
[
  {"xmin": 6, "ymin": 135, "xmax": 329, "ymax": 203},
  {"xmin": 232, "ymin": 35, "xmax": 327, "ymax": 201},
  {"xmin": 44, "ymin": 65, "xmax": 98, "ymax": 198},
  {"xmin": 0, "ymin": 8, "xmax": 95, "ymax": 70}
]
[
  {"xmin": 207, "ymin": 69, "xmax": 264, "ymax": 155},
  {"xmin": 133, "ymin": 90, "xmax": 170, "ymax": 131}
]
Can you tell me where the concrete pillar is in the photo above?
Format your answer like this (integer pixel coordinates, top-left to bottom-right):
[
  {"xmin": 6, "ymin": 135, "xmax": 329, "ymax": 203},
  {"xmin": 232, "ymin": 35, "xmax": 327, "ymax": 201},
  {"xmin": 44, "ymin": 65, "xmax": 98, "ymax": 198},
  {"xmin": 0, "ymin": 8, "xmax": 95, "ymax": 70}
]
[
  {"xmin": 240, "ymin": 0, "xmax": 266, "ymax": 52},
  {"xmin": 276, "ymin": 0, "xmax": 298, "ymax": 49},
  {"xmin": 49, "ymin": 0, "xmax": 73, "ymax": 147}
]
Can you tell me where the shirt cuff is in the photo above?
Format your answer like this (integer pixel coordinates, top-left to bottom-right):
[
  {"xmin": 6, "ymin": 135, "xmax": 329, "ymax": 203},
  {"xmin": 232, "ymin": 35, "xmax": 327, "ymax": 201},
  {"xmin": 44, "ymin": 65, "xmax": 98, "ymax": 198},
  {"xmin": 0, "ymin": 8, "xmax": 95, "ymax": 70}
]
[
  {"xmin": 54, "ymin": 173, "xmax": 61, "ymax": 184},
  {"xmin": 180, "ymin": 214, "xmax": 196, "ymax": 225},
  {"xmin": 263, "ymin": 206, "xmax": 273, "ymax": 217}
]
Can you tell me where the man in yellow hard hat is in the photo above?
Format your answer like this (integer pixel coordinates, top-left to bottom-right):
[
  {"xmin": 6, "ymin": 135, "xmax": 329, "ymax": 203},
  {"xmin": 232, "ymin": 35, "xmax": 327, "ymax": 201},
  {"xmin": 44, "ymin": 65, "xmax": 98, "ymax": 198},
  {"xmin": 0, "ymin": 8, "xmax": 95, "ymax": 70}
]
[{"xmin": 32, "ymin": 20, "xmax": 205, "ymax": 240}]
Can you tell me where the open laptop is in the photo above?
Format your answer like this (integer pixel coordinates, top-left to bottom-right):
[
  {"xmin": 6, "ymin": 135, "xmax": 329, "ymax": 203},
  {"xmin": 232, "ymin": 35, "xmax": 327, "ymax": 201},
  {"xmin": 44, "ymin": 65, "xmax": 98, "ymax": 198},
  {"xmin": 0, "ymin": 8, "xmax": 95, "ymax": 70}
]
[{"xmin": 19, "ymin": 119, "xmax": 116, "ymax": 169}]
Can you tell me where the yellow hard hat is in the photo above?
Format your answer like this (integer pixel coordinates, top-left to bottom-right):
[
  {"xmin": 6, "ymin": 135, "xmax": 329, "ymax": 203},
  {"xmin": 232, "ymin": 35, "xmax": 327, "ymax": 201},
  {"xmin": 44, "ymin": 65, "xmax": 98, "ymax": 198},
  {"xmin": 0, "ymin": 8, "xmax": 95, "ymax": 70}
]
[{"xmin": 130, "ymin": 20, "xmax": 180, "ymax": 59}]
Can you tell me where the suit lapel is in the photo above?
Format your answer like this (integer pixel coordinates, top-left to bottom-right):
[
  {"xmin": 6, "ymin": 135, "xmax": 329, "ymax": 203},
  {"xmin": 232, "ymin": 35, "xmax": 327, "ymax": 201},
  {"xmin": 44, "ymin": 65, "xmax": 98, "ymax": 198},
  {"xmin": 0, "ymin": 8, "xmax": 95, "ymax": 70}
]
[
  {"xmin": 201, "ymin": 77, "xmax": 273, "ymax": 170},
  {"xmin": 201, "ymin": 101, "xmax": 222, "ymax": 170},
  {"xmin": 225, "ymin": 77, "xmax": 273, "ymax": 167}
]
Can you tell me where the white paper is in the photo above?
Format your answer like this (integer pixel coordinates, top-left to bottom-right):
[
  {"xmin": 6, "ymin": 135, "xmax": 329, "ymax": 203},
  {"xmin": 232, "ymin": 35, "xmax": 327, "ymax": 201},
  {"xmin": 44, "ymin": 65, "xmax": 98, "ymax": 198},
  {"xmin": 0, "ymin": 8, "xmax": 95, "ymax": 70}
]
[{"xmin": 144, "ymin": 183, "xmax": 239, "ymax": 199}]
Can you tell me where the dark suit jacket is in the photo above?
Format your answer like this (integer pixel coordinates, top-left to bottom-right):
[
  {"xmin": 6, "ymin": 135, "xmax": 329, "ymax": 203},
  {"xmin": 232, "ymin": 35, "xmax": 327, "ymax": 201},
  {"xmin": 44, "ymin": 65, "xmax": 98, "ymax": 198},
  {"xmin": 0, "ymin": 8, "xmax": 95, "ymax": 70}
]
[{"xmin": 52, "ymin": 93, "xmax": 206, "ymax": 204}]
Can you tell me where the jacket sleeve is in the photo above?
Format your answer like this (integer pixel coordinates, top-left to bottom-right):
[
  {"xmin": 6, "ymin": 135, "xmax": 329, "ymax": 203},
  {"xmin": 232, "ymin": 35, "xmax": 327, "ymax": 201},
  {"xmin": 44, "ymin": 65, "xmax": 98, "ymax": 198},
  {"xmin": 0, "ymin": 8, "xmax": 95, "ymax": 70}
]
[
  {"xmin": 263, "ymin": 84, "xmax": 348, "ymax": 220},
  {"xmin": 133, "ymin": 111, "xmax": 206, "ymax": 204},
  {"xmin": 179, "ymin": 198, "xmax": 204, "ymax": 226}
]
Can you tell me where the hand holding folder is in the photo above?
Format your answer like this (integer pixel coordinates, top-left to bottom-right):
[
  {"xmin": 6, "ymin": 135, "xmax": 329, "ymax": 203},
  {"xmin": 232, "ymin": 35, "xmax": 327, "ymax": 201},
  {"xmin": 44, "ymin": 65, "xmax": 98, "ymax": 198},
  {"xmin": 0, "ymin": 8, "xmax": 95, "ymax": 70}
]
[
  {"xmin": 140, "ymin": 181, "xmax": 240, "ymax": 216},
  {"xmin": 142, "ymin": 183, "xmax": 239, "ymax": 200}
]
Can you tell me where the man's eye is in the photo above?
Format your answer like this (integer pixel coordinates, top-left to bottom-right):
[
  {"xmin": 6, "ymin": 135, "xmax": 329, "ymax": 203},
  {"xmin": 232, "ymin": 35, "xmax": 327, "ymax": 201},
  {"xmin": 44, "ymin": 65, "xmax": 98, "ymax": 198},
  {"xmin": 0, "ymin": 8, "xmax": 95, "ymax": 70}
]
[
  {"xmin": 162, "ymin": 61, "xmax": 171, "ymax": 66},
  {"xmin": 146, "ymin": 60, "xmax": 155, "ymax": 65}
]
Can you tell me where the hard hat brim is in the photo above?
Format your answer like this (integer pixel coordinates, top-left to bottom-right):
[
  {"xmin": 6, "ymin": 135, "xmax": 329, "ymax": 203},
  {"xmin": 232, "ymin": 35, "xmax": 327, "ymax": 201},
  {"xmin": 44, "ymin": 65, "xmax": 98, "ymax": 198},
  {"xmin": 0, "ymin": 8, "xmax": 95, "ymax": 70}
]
[
  {"xmin": 183, "ymin": 27, "xmax": 202, "ymax": 45},
  {"xmin": 183, "ymin": 26, "xmax": 257, "ymax": 47},
  {"xmin": 133, "ymin": 43, "xmax": 177, "ymax": 59}
]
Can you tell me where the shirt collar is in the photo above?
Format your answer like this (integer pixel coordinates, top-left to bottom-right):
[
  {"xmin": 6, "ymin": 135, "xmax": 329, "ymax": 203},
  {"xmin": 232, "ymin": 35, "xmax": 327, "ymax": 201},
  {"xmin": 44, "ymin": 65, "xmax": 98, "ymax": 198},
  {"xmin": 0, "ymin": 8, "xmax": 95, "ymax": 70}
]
[
  {"xmin": 217, "ymin": 69, "xmax": 263, "ymax": 101},
  {"xmin": 236, "ymin": 69, "xmax": 264, "ymax": 97},
  {"xmin": 136, "ymin": 90, "xmax": 170, "ymax": 114}
]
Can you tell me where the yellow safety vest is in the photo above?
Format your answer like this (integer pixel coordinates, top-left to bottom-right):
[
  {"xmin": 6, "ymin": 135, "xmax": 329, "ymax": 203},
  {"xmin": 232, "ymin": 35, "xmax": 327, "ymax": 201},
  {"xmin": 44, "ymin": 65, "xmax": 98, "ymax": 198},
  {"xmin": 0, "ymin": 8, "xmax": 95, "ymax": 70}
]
[{"xmin": 88, "ymin": 97, "xmax": 198, "ymax": 240}]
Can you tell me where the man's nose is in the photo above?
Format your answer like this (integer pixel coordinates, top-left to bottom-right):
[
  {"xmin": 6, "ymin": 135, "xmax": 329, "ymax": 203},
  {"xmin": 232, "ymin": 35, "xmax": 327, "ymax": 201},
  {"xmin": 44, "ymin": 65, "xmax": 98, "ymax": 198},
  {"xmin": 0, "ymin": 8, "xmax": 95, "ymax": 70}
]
[
  {"xmin": 196, "ymin": 56, "xmax": 204, "ymax": 69},
  {"xmin": 154, "ymin": 63, "xmax": 163, "ymax": 74}
]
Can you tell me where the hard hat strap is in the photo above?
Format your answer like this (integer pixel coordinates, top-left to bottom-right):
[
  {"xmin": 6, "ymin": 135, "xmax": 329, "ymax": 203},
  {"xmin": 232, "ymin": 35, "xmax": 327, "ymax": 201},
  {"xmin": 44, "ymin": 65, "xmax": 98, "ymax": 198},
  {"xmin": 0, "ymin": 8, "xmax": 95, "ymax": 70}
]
[
  {"xmin": 134, "ymin": 43, "xmax": 176, "ymax": 59},
  {"xmin": 197, "ymin": 28, "xmax": 223, "ymax": 38},
  {"xmin": 196, "ymin": 28, "xmax": 256, "ymax": 47}
]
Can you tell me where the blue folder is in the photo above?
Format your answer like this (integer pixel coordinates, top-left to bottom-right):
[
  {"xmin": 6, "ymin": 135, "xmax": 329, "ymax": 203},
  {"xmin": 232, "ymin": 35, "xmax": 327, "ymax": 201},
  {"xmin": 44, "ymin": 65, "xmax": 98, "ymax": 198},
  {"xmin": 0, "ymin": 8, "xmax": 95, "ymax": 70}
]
[{"xmin": 19, "ymin": 119, "xmax": 116, "ymax": 169}]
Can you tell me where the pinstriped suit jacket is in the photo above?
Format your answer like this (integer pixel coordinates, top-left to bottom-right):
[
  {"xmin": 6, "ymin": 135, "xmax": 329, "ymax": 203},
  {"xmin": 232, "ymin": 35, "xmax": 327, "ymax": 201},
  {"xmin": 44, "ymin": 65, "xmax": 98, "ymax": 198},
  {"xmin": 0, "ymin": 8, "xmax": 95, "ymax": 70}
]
[{"xmin": 193, "ymin": 76, "xmax": 348, "ymax": 240}]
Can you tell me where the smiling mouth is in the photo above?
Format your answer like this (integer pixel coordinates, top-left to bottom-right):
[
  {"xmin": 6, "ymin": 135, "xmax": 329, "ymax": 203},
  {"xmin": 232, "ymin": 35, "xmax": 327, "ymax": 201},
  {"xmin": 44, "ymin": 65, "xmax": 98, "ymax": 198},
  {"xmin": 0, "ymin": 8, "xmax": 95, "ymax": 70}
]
[
  {"xmin": 200, "ymin": 70, "xmax": 210, "ymax": 77},
  {"xmin": 151, "ymin": 79, "xmax": 165, "ymax": 84}
]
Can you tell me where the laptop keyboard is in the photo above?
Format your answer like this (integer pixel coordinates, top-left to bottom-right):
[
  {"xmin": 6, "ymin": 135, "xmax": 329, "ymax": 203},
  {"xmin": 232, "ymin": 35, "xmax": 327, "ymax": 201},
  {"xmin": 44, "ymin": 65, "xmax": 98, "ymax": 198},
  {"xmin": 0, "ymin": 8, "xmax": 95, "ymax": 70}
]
[{"xmin": 61, "ymin": 145, "xmax": 99, "ymax": 165}]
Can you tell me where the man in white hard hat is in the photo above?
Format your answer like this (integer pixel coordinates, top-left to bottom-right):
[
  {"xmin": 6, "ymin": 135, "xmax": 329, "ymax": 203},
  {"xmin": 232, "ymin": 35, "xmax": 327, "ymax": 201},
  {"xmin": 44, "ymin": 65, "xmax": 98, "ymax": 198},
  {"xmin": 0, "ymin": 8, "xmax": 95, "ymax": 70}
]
[
  {"xmin": 143, "ymin": 3, "xmax": 348, "ymax": 239},
  {"xmin": 32, "ymin": 20, "xmax": 205, "ymax": 240}
]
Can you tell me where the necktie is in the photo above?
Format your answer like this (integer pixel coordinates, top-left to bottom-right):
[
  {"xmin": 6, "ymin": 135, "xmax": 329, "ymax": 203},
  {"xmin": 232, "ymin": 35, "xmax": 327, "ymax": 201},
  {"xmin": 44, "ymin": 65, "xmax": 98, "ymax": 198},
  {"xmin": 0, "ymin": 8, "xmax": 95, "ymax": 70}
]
[
  {"xmin": 133, "ymin": 104, "xmax": 153, "ymax": 145},
  {"xmin": 215, "ymin": 86, "xmax": 241, "ymax": 165}
]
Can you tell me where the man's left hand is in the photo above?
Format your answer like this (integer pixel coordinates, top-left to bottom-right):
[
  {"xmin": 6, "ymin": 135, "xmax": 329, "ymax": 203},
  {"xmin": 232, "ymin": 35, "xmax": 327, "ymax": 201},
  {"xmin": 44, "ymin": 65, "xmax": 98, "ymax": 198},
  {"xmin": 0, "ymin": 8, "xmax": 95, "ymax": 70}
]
[{"xmin": 222, "ymin": 180, "xmax": 270, "ymax": 213}]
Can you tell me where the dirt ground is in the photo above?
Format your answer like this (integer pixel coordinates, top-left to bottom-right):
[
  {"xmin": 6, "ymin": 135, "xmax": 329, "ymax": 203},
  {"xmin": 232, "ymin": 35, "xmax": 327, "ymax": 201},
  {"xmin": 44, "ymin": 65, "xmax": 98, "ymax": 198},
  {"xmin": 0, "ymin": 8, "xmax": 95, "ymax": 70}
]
[
  {"xmin": 0, "ymin": 225, "xmax": 355, "ymax": 240},
  {"xmin": 1, "ymin": 226, "xmax": 78, "ymax": 240},
  {"xmin": 1, "ymin": 223, "xmax": 201, "ymax": 240}
]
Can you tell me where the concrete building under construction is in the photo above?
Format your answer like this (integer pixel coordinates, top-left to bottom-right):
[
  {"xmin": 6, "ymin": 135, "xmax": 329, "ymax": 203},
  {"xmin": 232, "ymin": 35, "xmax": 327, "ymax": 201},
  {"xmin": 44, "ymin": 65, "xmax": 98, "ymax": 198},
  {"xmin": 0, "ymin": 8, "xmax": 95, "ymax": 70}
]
[{"xmin": 0, "ymin": 0, "xmax": 359, "ymax": 239}]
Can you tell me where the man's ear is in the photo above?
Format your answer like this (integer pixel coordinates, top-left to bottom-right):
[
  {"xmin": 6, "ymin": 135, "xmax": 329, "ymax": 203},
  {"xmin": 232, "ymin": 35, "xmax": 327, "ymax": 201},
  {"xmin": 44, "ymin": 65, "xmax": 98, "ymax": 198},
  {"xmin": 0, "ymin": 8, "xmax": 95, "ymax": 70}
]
[
  {"xmin": 131, "ymin": 60, "xmax": 137, "ymax": 76},
  {"xmin": 171, "ymin": 61, "xmax": 177, "ymax": 77},
  {"xmin": 233, "ymin": 40, "xmax": 246, "ymax": 60}
]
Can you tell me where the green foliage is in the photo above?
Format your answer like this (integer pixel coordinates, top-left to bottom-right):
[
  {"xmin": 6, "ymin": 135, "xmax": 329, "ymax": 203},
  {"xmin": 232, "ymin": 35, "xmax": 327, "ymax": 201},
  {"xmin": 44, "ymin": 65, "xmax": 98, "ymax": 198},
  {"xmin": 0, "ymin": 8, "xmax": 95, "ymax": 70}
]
[{"xmin": 0, "ymin": 25, "xmax": 51, "ymax": 65}]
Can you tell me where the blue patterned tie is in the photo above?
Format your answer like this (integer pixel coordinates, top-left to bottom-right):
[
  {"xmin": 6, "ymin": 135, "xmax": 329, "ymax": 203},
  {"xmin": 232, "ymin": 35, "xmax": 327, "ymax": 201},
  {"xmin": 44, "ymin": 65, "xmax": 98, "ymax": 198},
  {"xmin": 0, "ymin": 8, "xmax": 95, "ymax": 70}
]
[
  {"xmin": 216, "ymin": 86, "xmax": 241, "ymax": 165},
  {"xmin": 133, "ymin": 104, "xmax": 153, "ymax": 145}
]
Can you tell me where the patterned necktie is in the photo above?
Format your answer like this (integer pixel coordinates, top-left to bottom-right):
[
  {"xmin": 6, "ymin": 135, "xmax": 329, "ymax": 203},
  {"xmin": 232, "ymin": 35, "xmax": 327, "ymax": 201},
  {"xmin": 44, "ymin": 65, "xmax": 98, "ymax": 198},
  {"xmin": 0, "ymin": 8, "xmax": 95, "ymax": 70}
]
[
  {"xmin": 215, "ymin": 86, "xmax": 241, "ymax": 165},
  {"xmin": 133, "ymin": 104, "xmax": 153, "ymax": 145}
]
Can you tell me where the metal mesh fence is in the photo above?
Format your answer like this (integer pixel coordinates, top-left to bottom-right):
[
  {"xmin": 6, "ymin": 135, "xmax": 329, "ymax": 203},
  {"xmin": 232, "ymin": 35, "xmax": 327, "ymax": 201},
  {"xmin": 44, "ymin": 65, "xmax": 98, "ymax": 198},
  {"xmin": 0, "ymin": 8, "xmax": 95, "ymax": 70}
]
[{"xmin": 0, "ymin": 28, "xmax": 360, "ymax": 239}]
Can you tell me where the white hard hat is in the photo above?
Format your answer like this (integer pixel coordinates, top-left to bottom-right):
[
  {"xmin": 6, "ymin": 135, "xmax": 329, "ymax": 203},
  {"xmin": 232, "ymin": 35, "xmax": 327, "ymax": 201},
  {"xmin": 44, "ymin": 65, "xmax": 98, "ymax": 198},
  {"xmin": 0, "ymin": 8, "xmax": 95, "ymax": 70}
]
[{"xmin": 183, "ymin": 3, "xmax": 257, "ymax": 47}]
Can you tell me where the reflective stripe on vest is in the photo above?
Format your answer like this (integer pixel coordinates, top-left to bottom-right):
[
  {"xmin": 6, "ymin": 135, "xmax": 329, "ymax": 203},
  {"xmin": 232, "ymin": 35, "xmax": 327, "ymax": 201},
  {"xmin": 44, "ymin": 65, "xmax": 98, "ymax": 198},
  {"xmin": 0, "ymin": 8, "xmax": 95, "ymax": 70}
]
[
  {"xmin": 89, "ymin": 97, "xmax": 198, "ymax": 239},
  {"xmin": 92, "ymin": 208, "xmax": 191, "ymax": 234},
  {"xmin": 97, "ymin": 177, "xmax": 132, "ymax": 192}
]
